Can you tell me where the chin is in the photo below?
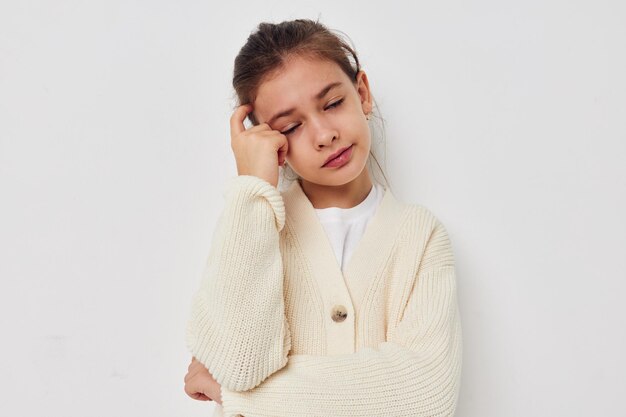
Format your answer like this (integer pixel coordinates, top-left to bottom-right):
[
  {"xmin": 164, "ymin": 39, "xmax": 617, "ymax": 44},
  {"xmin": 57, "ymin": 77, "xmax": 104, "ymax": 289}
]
[{"xmin": 314, "ymin": 164, "xmax": 369, "ymax": 187}]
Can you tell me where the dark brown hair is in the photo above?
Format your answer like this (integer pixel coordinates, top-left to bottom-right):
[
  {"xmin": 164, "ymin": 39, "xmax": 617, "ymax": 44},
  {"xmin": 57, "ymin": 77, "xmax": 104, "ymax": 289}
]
[
  {"xmin": 231, "ymin": 18, "xmax": 391, "ymax": 190},
  {"xmin": 233, "ymin": 19, "xmax": 360, "ymax": 124}
]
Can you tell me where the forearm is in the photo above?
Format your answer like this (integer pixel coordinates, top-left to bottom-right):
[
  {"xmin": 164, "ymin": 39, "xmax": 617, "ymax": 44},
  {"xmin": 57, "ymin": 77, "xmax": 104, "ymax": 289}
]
[{"xmin": 186, "ymin": 175, "xmax": 291, "ymax": 392}]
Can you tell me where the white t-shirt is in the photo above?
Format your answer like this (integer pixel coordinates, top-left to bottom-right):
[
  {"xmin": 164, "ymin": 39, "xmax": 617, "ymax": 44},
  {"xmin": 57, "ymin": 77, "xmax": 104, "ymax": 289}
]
[{"xmin": 313, "ymin": 183, "xmax": 385, "ymax": 272}]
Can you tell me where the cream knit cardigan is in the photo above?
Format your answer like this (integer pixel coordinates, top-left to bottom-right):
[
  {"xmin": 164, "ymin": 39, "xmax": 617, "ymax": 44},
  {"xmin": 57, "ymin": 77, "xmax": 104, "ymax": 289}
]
[{"xmin": 186, "ymin": 175, "xmax": 463, "ymax": 417}]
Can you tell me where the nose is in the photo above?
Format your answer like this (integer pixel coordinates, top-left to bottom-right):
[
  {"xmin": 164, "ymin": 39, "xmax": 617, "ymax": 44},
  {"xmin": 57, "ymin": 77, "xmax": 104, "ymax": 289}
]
[{"xmin": 312, "ymin": 118, "xmax": 339, "ymax": 149}]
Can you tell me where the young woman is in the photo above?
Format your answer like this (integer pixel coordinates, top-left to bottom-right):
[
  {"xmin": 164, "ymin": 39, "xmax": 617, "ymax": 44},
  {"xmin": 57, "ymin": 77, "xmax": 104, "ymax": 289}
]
[{"xmin": 183, "ymin": 18, "xmax": 463, "ymax": 417}]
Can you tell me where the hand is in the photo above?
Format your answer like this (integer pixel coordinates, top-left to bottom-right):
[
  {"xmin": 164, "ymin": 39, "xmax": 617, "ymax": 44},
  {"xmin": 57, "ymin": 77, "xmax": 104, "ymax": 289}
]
[
  {"xmin": 230, "ymin": 103, "xmax": 289, "ymax": 188},
  {"xmin": 184, "ymin": 356, "xmax": 223, "ymax": 405}
]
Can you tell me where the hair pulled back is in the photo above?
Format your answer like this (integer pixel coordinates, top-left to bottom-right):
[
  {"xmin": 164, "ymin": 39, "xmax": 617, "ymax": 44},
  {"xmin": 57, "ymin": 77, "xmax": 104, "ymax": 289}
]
[
  {"xmin": 231, "ymin": 18, "xmax": 391, "ymax": 191},
  {"xmin": 233, "ymin": 19, "xmax": 360, "ymax": 123}
]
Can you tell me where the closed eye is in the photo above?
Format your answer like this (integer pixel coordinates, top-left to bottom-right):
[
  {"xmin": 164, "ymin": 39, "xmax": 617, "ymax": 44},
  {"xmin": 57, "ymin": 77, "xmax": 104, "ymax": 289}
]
[
  {"xmin": 280, "ymin": 98, "xmax": 345, "ymax": 135},
  {"xmin": 281, "ymin": 124, "xmax": 300, "ymax": 135},
  {"xmin": 326, "ymin": 98, "xmax": 344, "ymax": 110}
]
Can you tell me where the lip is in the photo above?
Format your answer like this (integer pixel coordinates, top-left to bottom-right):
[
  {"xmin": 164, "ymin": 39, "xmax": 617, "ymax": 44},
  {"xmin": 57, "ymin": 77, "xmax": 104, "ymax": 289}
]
[{"xmin": 322, "ymin": 145, "xmax": 353, "ymax": 167}]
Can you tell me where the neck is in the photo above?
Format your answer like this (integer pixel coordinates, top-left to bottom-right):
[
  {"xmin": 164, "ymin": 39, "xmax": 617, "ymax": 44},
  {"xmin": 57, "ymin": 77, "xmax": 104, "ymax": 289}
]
[{"xmin": 299, "ymin": 168, "xmax": 374, "ymax": 209}]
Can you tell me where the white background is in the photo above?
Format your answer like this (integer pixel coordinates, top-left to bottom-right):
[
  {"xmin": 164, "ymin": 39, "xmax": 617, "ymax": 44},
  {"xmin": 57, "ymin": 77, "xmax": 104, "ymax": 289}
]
[{"xmin": 1, "ymin": 1, "xmax": 625, "ymax": 416}]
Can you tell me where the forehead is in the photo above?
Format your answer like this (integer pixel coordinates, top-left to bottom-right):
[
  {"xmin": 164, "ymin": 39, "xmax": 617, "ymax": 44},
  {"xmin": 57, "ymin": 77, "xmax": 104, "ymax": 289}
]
[{"xmin": 254, "ymin": 57, "xmax": 349, "ymax": 115}]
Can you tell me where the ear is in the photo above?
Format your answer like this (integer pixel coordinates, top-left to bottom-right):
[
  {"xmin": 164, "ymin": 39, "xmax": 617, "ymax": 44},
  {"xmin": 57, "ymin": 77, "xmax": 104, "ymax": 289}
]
[{"xmin": 355, "ymin": 70, "xmax": 373, "ymax": 116}]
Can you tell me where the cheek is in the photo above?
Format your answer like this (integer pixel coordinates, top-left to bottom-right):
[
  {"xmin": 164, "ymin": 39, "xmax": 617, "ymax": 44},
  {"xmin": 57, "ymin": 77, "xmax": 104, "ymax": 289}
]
[
  {"xmin": 285, "ymin": 140, "xmax": 301, "ymax": 160},
  {"xmin": 285, "ymin": 141, "xmax": 314, "ymax": 166}
]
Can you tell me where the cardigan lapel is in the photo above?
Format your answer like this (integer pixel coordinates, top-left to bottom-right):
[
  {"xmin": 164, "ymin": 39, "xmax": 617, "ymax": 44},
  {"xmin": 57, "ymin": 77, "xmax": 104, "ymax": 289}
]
[
  {"xmin": 282, "ymin": 180, "xmax": 354, "ymax": 354},
  {"xmin": 341, "ymin": 183, "xmax": 408, "ymax": 313},
  {"xmin": 281, "ymin": 180, "xmax": 409, "ymax": 315}
]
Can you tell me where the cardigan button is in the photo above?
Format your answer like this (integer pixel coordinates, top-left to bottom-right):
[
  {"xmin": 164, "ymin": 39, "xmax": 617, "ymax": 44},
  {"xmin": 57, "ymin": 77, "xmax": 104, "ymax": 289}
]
[{"xmin": 331, "ymin": 305, "xmax": 348, "ymax": 322}]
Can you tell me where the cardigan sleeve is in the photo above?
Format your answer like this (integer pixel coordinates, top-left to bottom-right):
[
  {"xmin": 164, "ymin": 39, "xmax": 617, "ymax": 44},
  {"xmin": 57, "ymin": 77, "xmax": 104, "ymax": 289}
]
[
  {"xmin": 220, "ymin": 218, "xmax": 463, "ymax": 417},
  {"xmin": 185, "ymin": 175, "xmax": 292, "ymax": 392}
]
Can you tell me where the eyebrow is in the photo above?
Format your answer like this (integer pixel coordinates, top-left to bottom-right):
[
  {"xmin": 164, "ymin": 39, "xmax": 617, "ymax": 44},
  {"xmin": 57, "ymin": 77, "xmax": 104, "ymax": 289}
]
[{"xmin": 267, "ymin": 81, "xmax": 343, "ymax": 125}]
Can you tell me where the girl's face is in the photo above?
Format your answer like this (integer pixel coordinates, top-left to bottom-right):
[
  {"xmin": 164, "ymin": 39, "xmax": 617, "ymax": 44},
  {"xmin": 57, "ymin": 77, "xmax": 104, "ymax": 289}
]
[{"xmin": 252, "ymin": 55, "xmax": 373, "ymax": 188}]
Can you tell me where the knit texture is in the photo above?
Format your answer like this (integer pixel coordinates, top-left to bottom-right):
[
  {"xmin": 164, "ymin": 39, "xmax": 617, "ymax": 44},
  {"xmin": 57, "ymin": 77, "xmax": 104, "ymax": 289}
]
[
  {"xmin": 185, "ymin": 175, "xmax": 291, "ymax": 392},
  {"xmin": 186, "ymin": 175, "xmax": 463, "ymax": 417}
]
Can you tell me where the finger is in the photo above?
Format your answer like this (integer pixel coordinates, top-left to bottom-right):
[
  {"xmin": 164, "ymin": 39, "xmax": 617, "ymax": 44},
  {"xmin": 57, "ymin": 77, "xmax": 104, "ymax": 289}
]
[
  {"xmin": 185, "ymin": 359, "xmax": 212, "ymax": 384},
  {"xmin": 185, "ymin": 382, "xmax": 212, "ymax": 401},
  {"xmin": 184, "ymin": 365, "xmax": 204, "ymax": 383},
  {"xmin": 184, "ymin": 372, "xmax": 215, "ymax": 401},
  {"xmin": 184, "ymin": 364, "xmax": 202, "ymax": 383},
  {"xmin": 230, "ymin": 104, "xmax": 253, "ymax": 137},
  {"xmin": 191, "ymin": 392, "xmax": 212, "ymax": 401},
  {"xmin": 278, "ymin": 137, "xmax": 289, "ymax": 166}
]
